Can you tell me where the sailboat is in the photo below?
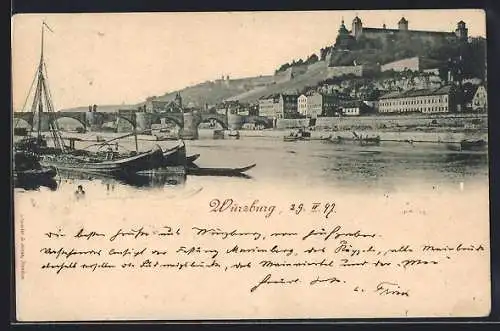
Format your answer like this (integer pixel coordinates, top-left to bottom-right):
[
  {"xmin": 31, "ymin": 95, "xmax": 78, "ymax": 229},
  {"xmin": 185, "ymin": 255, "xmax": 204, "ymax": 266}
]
[{"xmin": 14, "ymin": 22, "xmax": 165, "ymax": 177}]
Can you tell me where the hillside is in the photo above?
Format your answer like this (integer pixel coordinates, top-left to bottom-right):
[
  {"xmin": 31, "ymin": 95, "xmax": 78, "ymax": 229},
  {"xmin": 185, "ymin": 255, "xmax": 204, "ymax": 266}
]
[
  {"xmin": 227, "ymin": 62, "xmax": 330, "ymax": 102},
  {"xmin": 59, "ymin": 35, "xmax": 485, "ymax": 112},
  {"xmin": 137, "ymin": 76, "xmax": 277, "ymax": 108}
]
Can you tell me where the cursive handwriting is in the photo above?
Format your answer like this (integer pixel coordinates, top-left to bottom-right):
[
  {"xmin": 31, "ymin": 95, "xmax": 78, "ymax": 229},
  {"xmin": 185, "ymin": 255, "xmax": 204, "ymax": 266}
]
[
  {"xmin": 36, "ymin": 222, "xmax": 486, "ymax": 300},
  {"xmin": 209, "ymin": 198, "xmax": 276, "ymax": 219},
  {"xmin": 374, "ymin": 281, "xmax": 410, "ymax": 297},
  {"xmin": 250, "ymin": 273, "xmax": 300, "ymax": 292},
  {"xmin": 302, "ymin": 225, "xmax": 378, "ymax": 241},
  {"xmin": 192, "ymin": 227, "xmax": 262, "ymax": 240}
]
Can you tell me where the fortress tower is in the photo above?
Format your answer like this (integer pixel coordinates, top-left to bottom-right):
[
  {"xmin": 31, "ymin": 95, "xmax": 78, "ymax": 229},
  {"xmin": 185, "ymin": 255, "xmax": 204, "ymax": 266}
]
[
  {"xmin": 352, "ymin": 15, "xmax": 363, "ymax": 39},
  {"xmin": 340, "ymin": 16, "xmax": 467, "ymax": 51},
  {"xmin": 455, "ymin": 20, "xmax": 468, "ymax": 41},
  {"xmin": 398, "ymin": 17, "xmax": 409, "ymax": 31}
]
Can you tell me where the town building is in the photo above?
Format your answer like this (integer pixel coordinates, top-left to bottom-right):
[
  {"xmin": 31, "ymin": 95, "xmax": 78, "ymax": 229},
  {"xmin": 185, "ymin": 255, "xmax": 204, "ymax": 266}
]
[
  {"xmin": 145, "ymin": 92, "xmax": 183, "ymax": 113},
  {"xmin": 378, "ymin": 85, "xmax": 456, "ymax": 114},
  {"xmin": 258, "ymin": 95, "xmax": 280, "ymax": 118},
  {"xmin": 471, "ymin": 85, "xmax": 487, "ymax": 112},
  {"xmin": 258, "ymin": 93, "xmax": 300, "ymax": 119},
  {"xmin": 306, "ymin": 92, "xmax": 337, "ymax": 118},
  {"xmin": 340, "ymin": 100, "xmax": 374, "ymax": 116},
  {"xmin": 298, "ymin": 94, "xmax": 308, "ymax": 116}
]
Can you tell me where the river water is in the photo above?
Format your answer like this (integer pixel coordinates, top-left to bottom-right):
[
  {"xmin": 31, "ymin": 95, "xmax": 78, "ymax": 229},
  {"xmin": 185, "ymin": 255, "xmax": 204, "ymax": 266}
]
[{"xmin": 14, "ymin": 131, "xmax": 489, "ymax": 200}]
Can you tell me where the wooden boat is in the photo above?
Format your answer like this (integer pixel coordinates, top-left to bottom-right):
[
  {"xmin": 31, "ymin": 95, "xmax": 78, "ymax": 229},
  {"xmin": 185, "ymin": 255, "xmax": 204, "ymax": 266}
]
[
  {"xmin": 213, "ymin": 130, "xmax": 225, "ymax": 139},
  {"xmin": 352, "ymin": 131, "xmax": 381, "ymax": 146},
  {"xmin": 13, "ymin": 150, "xmax": 57, "ymax": 181},
  {"xmin": 160, "ymin": 141, "xmax": 187, "ymax": 167},
  {"xmin": 40, "ymin": 145, "xmax": 165, "ymax": 176},
  {"xmin": 187, "ymin": 154, "xmax": 200, "ymax": 164},
  {"xmin": 460, "ymin": 139, "xmax": 487, "ymax": 151},
  {"xmin": 446, "ymin": 139, "xmax": 487, "ymax": 152},
  {"xmin": 359, "ymin": 136, "xmax": 381, "ymax": 146},
  {"xmin": 284, "ymin": 128, "xmax": 311, "ymax": 142},
  {"xmin": 227, "ymin": 130, "xmax": 240, "ymax": 139},
  {"xmin": 187, "ymin": 163, "xmax": 256, "ymax": 177},
  {"xmin": 324, "ymin": 132, "xmax": 381, "ymax": 146}
]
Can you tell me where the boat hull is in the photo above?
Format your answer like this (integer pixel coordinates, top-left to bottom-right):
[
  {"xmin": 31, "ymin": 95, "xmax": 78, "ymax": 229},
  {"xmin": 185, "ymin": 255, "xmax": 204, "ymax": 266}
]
[
  {"xmin": 187, "ymin": 163, "xmax": 256, "ymax": 177},
  {"xmin": 161, "ymin": 142, "xmax": 187, "ymax": 167},
  {"xmin": 40, "ymin": 147, "xmax": 164, "ymax": 176}
]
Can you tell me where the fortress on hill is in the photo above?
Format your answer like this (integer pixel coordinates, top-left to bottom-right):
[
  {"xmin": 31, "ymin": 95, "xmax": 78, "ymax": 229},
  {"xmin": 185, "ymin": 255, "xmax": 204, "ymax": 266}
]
[{"xmin": 334, "ymin": 15, "xmax": 469, "ymax": 49}]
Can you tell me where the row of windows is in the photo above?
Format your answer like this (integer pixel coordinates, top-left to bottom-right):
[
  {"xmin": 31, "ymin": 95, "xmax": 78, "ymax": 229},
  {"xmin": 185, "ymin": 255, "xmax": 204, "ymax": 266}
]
[
  {"xmin": 379, "ymin": 106, "xmax": 449, "ymax": 113},
  {"xmin": 380, "ymin": 95, "xmax": 448, "ymax": 107}
]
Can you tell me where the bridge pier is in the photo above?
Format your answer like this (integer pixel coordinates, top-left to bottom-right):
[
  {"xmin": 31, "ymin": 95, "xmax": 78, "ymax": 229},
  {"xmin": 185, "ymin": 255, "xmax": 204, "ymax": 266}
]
[
  {"xmin": 116, "ymin": 117, "xmax": 134, "ymax": 133},
  {"xmin": 85, "ymin": 112, "xmax": 106, "ymax": 132},
  {"xmin": 135, "ymin": 112, "xmax": 152, "ymax": 133},
  {"xmin": 33, "ymin": 113, "xmax": 50, "ymax": 132},
  {"xmin": 179, "ymin": 112, "xmax": 199, "ymax": 140},
  {"xmin": 228, "ymin": 113, "xmax": 244, "ymax": 130}
]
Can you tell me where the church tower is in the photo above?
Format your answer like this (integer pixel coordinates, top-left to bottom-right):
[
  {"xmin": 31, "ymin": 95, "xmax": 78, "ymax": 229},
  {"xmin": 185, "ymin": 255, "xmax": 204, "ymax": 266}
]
[
  {"xmin": 455, "ymin": 20, "xmax": 468, "ymax": 41},
  {"xmin": 398, "ymin": 17, "xmax": 408, "ymax": 31},
  {"xmin": 351, "ymin": 16, "xmax": 363, "ymax": 39},
  {"xmin": 334, "ymin": 18, "xmax": 352, "ymax": 50},
  {"xmin": 174, "ymin": 92, "xmax": 183, "ymax": 109}
]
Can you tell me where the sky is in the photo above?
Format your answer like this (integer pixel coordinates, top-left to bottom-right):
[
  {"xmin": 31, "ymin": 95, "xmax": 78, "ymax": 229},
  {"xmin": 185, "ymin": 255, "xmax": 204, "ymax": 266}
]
[{"xmin": 11, "ymin": 9, "xmax": 486, "ymax": 111}]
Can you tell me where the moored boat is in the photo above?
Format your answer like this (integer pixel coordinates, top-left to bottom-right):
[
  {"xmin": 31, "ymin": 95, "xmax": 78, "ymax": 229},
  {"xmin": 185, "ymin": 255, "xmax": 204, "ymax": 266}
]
[
  {"xmin": 213, "ymin": 130, "xmax": 225, "ymax": 139},
  {"xmin": 187, "ymin": 154, "xmax": 200, "ymax": 164},
  {"xmin": 160, "ymin": 141, "xmax": 187, "ymax": 167},
  {"xmin": 13, "ymin": 150, "xmax": 58, "ymax": 181},
  {"xmin": 227, "ymin": 130, "xmax": 240, "ymax": 139},
  {"xmin": 284, "ymin": 128, "xmax": 311, "ymax": 142},
  {"xmin": 187, "ymin": 163, "xmax": 256, "ymax": 177},
  {"xmin": 460, "ymin": 139, "xmax": 487, "ymax": 151},
  {"xmin": 40, "ymin": 145, "xmax": 165, "ymax": 176}
]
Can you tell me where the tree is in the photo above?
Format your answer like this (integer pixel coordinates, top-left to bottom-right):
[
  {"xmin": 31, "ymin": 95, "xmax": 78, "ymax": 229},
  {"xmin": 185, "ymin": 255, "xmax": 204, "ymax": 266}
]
[
  {"xmin": 305, "ymin": 53, "xmax": 319, "ymax": 65},
  {"xmin": 320, "ymin": 48, "xmax": 329, "ymax": 61}
]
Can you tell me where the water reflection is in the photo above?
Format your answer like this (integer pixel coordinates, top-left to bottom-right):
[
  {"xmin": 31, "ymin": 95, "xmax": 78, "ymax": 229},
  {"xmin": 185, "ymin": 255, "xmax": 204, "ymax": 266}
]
[
  {"xmin": 55, "ymin": 169, "xmax": 187, "ymax": 189},
  {"xmin": 12, "ymin": 138, "xmax": 489, "ymax": 195},
  {"xmin": 14, "ymin": 175, "xmax": 58, "ymax": 191}
]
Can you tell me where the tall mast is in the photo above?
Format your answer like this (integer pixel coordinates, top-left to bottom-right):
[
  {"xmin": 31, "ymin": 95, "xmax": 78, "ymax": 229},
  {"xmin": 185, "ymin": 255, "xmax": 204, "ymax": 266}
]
[
  {"xmin": 35, "ymin": 22, "xmax": 45, "ymax": 143},
  {"xmin": 36, "ymin": 21, "xmax": 66, "ymax": 152}
]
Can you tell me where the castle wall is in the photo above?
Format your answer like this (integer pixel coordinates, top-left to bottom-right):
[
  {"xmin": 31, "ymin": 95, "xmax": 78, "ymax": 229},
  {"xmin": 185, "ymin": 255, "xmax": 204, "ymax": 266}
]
[
  {"xmin": 326, "ymin": 64, "xmax": 380, "ymax": 78},
  {"xmin": 381, "ymin": 57, "xmax": 420, "ymax": 72}
]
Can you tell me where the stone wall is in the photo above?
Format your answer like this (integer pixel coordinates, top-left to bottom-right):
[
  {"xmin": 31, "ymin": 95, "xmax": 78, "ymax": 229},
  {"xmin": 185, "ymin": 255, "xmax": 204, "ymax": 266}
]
[
  {"xmin": 315, "ymin": 113, "xmax": 488, "ymax": 131},
  {"xmin": 381, "ymin": 57, "xmax": 420, "ymax": 72},
  {"xmin": 276, "ymin": 118, "xmax": 311, "ymax": 129}
]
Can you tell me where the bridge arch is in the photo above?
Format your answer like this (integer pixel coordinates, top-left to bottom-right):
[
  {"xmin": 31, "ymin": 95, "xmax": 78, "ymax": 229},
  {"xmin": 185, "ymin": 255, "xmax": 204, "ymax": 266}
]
[
  {"xmin": 196, "ymin": 116, "xmax": 228, "ymax": 130},
  {"xmin": 152, "ymin": 115, "xmax": 183, "ymax": 129},
  {"xmin": 53, "ymin": 116, "xmax": 86, "ymax": 131},
  {"xmin": 13, "ymin": 113, "xmax": 34, "ymax": 127},
  {"xmin": 243, "ymin": 116, "xmax": 273, "ymax": 129},
  {"xmin": 116, "ymin": 115, "xmax": 137, "ymax": 128},
  {"xmin": 13, "ymin": 118, "xmax": 32, "ymax": 129}
]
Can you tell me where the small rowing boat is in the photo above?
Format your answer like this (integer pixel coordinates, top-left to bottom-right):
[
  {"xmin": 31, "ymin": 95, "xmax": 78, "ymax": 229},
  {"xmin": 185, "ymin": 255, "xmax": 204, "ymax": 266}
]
[{"xmin": 187, "ymin": 163, "xmax": 256, "ymax": 177}]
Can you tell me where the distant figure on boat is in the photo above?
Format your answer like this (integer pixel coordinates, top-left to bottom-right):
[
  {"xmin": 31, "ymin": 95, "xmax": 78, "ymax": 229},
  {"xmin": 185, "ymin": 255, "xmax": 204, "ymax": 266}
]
[
  {"xmin": 106, "ymin": 146, "xmax": 114, "ymax": 160},
  {"xmin": 75, "ymin": 185, "xmax": 85, "ymax": 199}
]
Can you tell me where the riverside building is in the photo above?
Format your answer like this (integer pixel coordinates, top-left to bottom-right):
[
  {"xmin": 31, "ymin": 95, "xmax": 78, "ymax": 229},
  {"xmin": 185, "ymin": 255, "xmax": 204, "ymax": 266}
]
[{"xmin": 378, "ymin": 85, "xmax": 456, "ymax": 114}]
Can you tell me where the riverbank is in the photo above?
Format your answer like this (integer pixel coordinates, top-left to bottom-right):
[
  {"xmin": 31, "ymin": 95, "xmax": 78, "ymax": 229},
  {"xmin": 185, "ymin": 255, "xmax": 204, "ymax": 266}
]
[
  {"xmin": 15, "ymin": 126, "xmax": 488, "ymax": 145},
  {"xmin": 233, "ymin": 128, "xmax": 488, "ymax": 144}
]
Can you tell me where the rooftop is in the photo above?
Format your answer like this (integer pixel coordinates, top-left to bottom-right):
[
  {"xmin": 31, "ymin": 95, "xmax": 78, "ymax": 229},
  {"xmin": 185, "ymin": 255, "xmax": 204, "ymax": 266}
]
[{"xmin": 380, "ymin": 85, "xmax": 453, "ymax": 99}]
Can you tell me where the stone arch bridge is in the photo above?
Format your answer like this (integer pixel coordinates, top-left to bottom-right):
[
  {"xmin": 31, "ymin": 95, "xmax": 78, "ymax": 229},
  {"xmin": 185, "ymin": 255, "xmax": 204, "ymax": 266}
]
[{"xmin": 12, "ymin": 111, "xmax": 272, "ymax": 138}]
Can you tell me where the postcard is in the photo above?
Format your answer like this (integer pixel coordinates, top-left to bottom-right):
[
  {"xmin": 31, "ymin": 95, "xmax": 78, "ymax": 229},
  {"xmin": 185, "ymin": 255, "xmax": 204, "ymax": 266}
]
[{"xmin": 12, "ymin": 9, "xmax": 490, "ymax": 321}]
